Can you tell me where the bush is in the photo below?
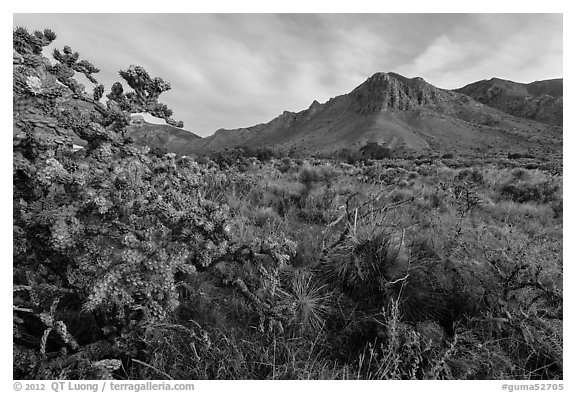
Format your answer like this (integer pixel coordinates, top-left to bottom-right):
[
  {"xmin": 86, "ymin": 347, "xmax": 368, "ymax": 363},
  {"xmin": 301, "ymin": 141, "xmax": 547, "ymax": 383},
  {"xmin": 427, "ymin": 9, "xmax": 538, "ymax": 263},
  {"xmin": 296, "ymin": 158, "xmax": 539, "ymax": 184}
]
[
  {"xmin": 456, "ymin": 168, "xmax": 484, "ymax": 184},
  {"xmin": 13, "ymin": 27, "xmax": 229, "ymax": 378},
  {"xmin": 277, "ymin": 157, "xmax": 293, "ymax": 173},
  {"xmin": 359, "ymin": 142, "xmax": 393, "ymax": 160},
  {"xmin": 508, "ymin": 152, "xmax": 535, "ymax": 160},
  {"xmin": 500, "ymin": 181, "xmax": 559, "ymax": 204}
]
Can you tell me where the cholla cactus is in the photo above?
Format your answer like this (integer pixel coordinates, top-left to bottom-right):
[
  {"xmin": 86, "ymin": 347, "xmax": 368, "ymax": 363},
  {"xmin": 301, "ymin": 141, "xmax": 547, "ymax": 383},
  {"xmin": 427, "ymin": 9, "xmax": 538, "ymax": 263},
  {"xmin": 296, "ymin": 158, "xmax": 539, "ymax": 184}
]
[
  {"xmin": 13, "ymin": 27, "xmax": 228, "ymax": 375},
  {"xmin": 93, "ymin": 84, "xmax": 104, "ymax": 101},
  {"xmin": 106, "ymin": 65, "xmax": 184, "ymax": 129},
  {"xmin": 50, "ymin": 46, "xmax": 99, "ymax": 95},
  {"xmin": 13, "ymin": 27, "xmax": 56, "ymax": 55}
]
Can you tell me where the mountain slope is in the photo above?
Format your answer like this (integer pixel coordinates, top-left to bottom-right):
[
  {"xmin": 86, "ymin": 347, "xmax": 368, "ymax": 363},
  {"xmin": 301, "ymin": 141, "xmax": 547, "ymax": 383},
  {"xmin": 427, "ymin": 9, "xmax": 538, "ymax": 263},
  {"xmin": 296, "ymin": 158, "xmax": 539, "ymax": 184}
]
[
  {"xmin": 194, "ymin": 72, "xmax": 562, "ymax": 156},
  {"xmin": 455, "ymin": 78, "xmax": 563, "ymax": 126},
  {"xmin": 126, "ymin": 116, "xmax": 202, "ymax": 155}
]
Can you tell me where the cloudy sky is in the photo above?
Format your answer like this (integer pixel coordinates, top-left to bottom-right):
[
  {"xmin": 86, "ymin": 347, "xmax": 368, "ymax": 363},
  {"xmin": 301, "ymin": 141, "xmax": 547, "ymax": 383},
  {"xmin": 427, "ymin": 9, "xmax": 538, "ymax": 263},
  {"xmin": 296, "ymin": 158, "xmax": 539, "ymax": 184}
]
[{"xmin": 13, "ymin": 14, "xmax": 563, "ymax": 137}]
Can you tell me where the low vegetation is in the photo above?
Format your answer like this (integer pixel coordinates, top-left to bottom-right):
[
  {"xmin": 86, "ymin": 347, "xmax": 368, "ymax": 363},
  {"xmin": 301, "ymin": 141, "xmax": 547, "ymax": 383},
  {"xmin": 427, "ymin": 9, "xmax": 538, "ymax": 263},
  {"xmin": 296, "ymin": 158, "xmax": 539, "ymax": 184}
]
[{"xmin": 13, "ymin": 27, "xmax": 563, "ymax": 380}]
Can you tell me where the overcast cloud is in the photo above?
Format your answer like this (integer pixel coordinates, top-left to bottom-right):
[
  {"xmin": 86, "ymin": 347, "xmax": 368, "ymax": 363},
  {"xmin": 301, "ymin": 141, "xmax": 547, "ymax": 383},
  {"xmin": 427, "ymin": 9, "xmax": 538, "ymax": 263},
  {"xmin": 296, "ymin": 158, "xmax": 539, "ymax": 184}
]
[{"xmin": 13, "ymin": 14, "xmax": 563, "ymax": 137}]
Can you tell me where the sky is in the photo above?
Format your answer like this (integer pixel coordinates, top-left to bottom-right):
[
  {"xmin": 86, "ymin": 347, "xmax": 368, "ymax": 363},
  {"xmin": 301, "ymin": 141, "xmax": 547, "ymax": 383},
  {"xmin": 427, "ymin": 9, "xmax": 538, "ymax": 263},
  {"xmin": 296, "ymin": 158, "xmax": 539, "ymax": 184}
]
[{"xmin": 12, "ymin": 13, "xmax": 563, "ymax": 137}]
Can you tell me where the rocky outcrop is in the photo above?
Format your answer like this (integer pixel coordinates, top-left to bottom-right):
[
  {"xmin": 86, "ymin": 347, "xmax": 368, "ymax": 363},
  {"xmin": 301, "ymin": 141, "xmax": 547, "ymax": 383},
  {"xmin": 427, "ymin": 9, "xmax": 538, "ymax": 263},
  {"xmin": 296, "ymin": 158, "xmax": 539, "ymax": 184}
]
[{"xmin": 349, "ymin": 72, "xmax": 440, "ymax": 114}]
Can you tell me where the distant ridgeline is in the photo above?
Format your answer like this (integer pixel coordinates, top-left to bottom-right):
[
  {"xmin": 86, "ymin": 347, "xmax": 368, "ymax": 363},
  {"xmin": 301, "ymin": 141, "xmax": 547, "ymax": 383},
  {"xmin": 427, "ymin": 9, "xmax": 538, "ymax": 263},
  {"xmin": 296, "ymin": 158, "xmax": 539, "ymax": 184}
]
[
  {"xmin": 188, "ymin": 72, "xmax": 561, "ymax": 159},
  {"xmin": 455, "ymin": 77, "xmax": 563, "ymax": 127}
]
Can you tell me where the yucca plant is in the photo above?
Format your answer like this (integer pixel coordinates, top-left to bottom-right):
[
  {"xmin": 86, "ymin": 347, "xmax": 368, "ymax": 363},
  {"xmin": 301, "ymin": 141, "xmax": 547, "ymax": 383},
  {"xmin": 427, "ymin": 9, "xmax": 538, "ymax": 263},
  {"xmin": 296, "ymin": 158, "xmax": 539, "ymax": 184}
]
[
  {"xmin": 320, "ymin": 224, "xmax": 463, "ymax": 337},
  {"xmin": 322, "ymin": 227, "xmax": 408, "ymax": 304},
  {"xmin": 286, "ymin": 270, "xmax": 333, "ymax": 335}
]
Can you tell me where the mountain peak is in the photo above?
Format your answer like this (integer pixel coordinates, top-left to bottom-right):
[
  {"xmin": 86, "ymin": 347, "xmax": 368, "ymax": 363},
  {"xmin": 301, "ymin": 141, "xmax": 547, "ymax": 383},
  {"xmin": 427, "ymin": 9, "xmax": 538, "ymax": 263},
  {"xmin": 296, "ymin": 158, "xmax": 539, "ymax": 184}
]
[
  {"xmin": 366, "ymin": 71, "xmax": 404, "ymax": 83},
  {"xmin": 368, "ymin": 71, "xmax": 392, "ymax": 79},
  {"xmin": 367, "ymin": 72, "xmax": 427, "ymax": 85},
  {"xmin": 308, "ymin": 99, "xmax": 323, "ymax": 111},
  {"xmin": 351, "ymin": 71, "xmax": 437, "ymax": 113}
]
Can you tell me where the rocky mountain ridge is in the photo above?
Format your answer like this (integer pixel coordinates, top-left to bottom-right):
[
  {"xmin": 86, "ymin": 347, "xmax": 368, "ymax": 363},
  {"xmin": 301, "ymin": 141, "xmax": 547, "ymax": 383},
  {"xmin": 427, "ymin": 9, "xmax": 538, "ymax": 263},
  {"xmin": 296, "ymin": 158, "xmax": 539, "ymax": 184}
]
[
  {"xmin": 190, "ymin": 72, "xmax": 561, "ymax": 156},
  {"xmin": 455, "ymin": 77, "xmax": 563, "ymax": 126}
]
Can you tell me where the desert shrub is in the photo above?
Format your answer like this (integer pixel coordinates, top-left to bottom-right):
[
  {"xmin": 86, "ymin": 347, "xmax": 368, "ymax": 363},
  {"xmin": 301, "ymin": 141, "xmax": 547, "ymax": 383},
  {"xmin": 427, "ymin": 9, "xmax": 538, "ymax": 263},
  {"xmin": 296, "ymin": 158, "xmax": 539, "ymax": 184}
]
[
  {"xmin": 206, "ymin": 147, "xmax": 268, "ymax": 171},
  {"xmin": 220, "ymin": 146, "xmax": 283, "ymax": 165},
  {"xmin": 451, "ymin": 178, "xmax": 482, "ymax": 216},
  {"xmin": 455, "ymin": 167, "xmax": 484, "ymax": 184},
  {"xmin": 353, "ymin": 302, "xmax": 470, "ymax": 380},
  {"xmin": 389, "ymin": 188, "xmax": 413, "ymax": 203},
  {"xmin": 500, "ymin": 180, "xmax": 559, "ymax": 204},
  {"xmin": 415, "ymin": 157, "xmax": 434, "ymax": 165},
  {"xmin": 277, "ymin": 157, "xmax": 293, "ymax": 173},
  {"xmin": 211, "ymin": 236, "xmax": 300, "ymax": 335},
  {"xmin": 551, "ymin": 200, "xmax": 563, "ymax": 219},
  {"xmin": 148, "ymin": 145, "xmax": 168, "ymax": 157},
  {"xmin": 537, "ymin": 161, "xmax": 562, "ymax": 175},
  {"xmin": 251, "ymin": 207, "xmax": 280, "ymax": 228},
  {"xmin": 290, "ymin": 230, "xmax": 325, "ymax": 268},
  {"xmin": 511, "ymin": 168, "xmax": 529, "ymax": 181},
  {"xmin": 332, "ymin": 148, "xmax": 363, "ymax": 165},
  {"xmin": 298, "ymin": 167, "xmax": 321, "ymax": 187},
  {"xmin": 238, "ymin": 146, "xmax": 280, "ymax": 162},
  {"xmin": 359, "ymin": 142, "xmax": 393, "ymax": 160},
  {"xmin": 296, "ymin": 165, "xmax": 338, "ymax": 210},
  {"xmin": 508, "ymin": 152, "xmax": 535, "ymax": 160}
]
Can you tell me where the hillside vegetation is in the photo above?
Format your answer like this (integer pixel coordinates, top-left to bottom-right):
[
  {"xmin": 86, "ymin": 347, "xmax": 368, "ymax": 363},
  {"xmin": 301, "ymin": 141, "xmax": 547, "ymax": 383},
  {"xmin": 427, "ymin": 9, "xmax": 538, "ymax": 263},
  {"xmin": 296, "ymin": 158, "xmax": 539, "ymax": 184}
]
[{"xmin": 13, "ymin": 28, "xmax": 562, "ymax": 380}]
